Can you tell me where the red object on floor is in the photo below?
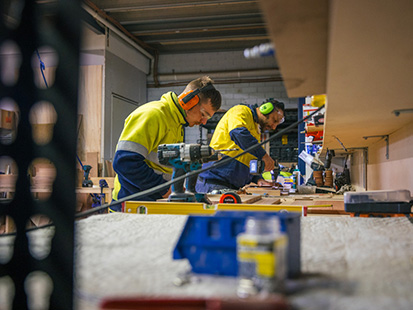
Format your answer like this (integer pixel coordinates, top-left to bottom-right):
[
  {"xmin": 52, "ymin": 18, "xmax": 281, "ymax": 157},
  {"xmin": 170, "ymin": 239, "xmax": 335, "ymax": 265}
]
[{"xmin": 100, "ymin": 296, "xmax": 290, "ymax": 310}]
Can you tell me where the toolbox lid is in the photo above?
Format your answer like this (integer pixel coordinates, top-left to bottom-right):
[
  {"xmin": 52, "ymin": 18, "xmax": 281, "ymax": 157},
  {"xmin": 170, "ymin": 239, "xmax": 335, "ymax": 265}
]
[{"xmin": 344, "ymin": 189, "xmax": 412, "ymax": 204}]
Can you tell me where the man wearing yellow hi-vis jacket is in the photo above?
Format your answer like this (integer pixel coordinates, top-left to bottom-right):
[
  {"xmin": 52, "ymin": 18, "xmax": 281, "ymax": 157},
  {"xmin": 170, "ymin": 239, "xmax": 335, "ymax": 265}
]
[
  {"xmin": 196, "ymin": 99, "xmax": 285, "ymax": 193},
  {"xmin": 110, "ymin": 76, "xmax": 222, "ymax": 212}
]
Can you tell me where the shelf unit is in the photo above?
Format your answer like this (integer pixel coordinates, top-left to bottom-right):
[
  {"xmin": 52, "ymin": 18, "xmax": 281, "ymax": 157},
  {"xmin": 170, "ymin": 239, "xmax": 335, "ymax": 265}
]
[{"xmin": 270, "ymin": 108, "xmax": 298, "ymax": 163}]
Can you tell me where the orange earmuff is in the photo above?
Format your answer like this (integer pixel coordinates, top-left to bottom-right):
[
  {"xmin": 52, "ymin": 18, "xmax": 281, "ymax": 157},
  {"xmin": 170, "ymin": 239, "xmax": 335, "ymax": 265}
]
[
  {"xmin": 178, "ymin": 84, "xmax": 215, "ymax": 110},
  {"xmin": 178, "ymin": 89, "xmax": 200, "ymax": 110}
]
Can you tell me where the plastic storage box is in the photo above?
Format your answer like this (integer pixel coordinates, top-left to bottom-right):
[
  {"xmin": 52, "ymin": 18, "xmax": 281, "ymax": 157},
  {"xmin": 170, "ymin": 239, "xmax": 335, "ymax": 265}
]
[
  {"xmin": 344, "ymin": 190, "xmax": 412, "ymax": 214},
  {"xmin": 173, "ymin": 211, "xmax": 301, "ymax": 278}
]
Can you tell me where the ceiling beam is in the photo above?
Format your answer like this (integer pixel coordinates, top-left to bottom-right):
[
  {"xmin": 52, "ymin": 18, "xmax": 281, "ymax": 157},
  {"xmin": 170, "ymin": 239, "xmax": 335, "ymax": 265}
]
[
  {"xmin": 108, "ymin": 2, "xmax": 260, "ymax": 23},
  {"xmin": 133, "ymin": 25, "xmax": 266, "ymax": 36},
  {"xmin": 94, "ymin": 0, "xmax": 257, "ymax": 11},
  {"xmin": 123, "ymin": 14, "xmax": 263, "ymax": 30},
  {"xmin": 149, "ymin": 35, "xmax": 269, "ymax": 45}
]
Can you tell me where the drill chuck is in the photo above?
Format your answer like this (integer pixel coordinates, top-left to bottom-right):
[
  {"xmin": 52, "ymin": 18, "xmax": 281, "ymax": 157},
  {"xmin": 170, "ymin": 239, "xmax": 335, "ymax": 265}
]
[
  {"xmin": 183, "ymin": 144, "xmax": 215, "ymax": 162},
  {"xmin": 158, "ymin": 143, "xmax": 216, "ymax": 166}
]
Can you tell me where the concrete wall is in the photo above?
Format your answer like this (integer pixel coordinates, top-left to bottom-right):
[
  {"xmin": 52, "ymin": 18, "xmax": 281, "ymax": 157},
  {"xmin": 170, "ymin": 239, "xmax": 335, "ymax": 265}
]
[
  {"xmin": 102, "ymin": 29, "xmax": 150, "ymax": 163},
  {"xmin": 103, "ymin": 50, "xmax": 147, "ymax": 161}
]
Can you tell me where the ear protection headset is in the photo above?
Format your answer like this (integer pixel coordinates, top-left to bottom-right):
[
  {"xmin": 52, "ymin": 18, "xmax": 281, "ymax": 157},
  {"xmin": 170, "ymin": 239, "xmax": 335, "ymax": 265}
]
[
  {"xmin": 259, "ymin": 101, "xmax": 274, "ymax": 115},
  {"xmin": 178, "ymin": 84, "xmax": 215, "ymax": 110}
]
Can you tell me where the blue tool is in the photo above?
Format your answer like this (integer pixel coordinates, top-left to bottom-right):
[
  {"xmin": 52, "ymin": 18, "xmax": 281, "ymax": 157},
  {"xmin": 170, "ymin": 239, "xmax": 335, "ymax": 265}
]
[
  {"xmin": 158, "ymin": 143, "xmax": 236, "ymax": 203},
  {"xmin": 82, "ymin": 165, "xmax": 93, "ymax": 187},
  {"xmin": 173, "ymin": 211, "xmax": 301, "ymax": 278},
  {"xmin": 90, "ymin": 179, "xmax": 109, "ymax": 213},
  {"xmin": 250, "ymin": 159, "xmax": 281, "ymax": 184}
]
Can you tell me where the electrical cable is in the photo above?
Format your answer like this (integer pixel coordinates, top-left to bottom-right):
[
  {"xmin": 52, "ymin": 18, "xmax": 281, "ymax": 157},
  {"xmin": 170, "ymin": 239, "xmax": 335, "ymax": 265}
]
[
  {"xmin": 35, "ymin": 49, "xmax": 49, "ymax": 89},
  {"xmin": 1, "ymin": 104, "xmax": 324, "ymax": 236}
]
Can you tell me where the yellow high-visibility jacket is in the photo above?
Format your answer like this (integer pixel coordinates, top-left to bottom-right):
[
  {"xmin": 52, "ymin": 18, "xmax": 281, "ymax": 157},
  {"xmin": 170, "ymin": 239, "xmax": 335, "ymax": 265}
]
[
  {"xmin": 198, "ymin": 104, "xmax": 266, "ymax": 189},
  {"xmin": 112, "ymin": 92, "xmax": 186, "ymax": 203}
]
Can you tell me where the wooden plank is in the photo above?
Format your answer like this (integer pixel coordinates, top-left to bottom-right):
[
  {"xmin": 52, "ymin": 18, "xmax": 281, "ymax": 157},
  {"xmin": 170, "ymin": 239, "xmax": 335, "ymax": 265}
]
[
  {"xmin": 307, "ymin": 209, "xmax": 350, "ymax": 216},
  {"xmin": 324, "ymin": 0, "xmax": 413, "ymax": 150},
  {"xmin": 311, "ymin": 199, "xmax": 344, "ymax": 211},
  {"xmin": 85, "ymin": 152, "xmax": 99, "ymax": 178},
  {"xmin": 241, "ymin": 195, "xmax": 263, "ymax": 204},
  {"xmin": 77, "ymin": 65, "xmax": 103, "ymax": 164},
  {"xmin": 258, "ymin": 0, "xmax": 328, "ymax": 97},
  {"xmin": 105, "ymin": 160, "xmax": 115, "ymax": 177},
  {"xmin": 244, "ymin": 186, "xmax": 281, "ymax": 196},
  {"xmin": 258, "ymin": 198, "xmax": 282, "ymax": 205}
]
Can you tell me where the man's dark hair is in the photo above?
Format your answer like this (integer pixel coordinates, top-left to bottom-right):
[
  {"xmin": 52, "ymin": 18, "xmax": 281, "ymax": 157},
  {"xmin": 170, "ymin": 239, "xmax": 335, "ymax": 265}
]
[
  {"xmin": 259, "ymin": 99, "xmax": 285, "ymax": 117},
  {"xmin": 271, "ymin": 99, "xmax": 285, "ymax": 114}
]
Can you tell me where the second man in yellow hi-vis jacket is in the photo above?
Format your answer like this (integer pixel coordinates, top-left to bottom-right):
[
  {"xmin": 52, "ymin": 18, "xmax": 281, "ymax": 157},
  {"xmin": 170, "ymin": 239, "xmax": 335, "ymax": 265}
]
[{"xmin": 196, "ymin": 99, "xmax": 285, "ymax": 193}]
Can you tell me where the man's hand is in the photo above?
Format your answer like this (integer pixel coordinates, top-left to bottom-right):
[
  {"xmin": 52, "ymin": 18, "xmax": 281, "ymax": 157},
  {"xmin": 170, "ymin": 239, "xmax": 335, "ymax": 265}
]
[
  {"xmin": 162, "ymin": 186, "xmax": 172, "ymax": 198},
  {"xmin": 261, "ymin": 153, "xmax": 275, "ymax": 171},
  {"xmin": 256, "ymin": 179, "xmax": 282, "ymax": 188},
  {"xmin": 257, "ymin": 179, "xmax": 273, "ymax": 187}
]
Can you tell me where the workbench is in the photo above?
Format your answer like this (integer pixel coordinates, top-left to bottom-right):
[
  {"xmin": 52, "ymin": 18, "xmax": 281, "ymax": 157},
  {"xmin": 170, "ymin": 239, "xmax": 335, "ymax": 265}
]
[
  {"xmin": 153, "ymin": 187, "xmax": 347, "ymax": 216},
  {"xmin": 1, "ymin": 213, "xmax": 411, "ymax": 309},
  {"xmin": 76, "ymin": 214, "xmax": 413, "ymax": 309}
]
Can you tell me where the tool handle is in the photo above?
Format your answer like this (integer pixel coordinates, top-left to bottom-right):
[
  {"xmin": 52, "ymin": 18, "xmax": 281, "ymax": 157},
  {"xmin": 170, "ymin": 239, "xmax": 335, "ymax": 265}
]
[
  {"xmin": 171, "ymin": 168, "xmax": 186, "ymax": 194},
  {"xmin": 185, "ymin": 173, "xmax": 198, "ymax": 194}
]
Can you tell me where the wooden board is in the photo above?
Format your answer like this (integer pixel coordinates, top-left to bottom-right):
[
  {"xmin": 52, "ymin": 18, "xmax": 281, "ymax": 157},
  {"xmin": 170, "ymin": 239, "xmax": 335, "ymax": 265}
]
[
  {"xmin": 258, "ymin": 0, "xmax": 328, "ymax": 97},
  {"xmin": 259, "ymin": 197, "xmax": 282, "ymax": 205},
  {"xmin": 105, "ymin": 160, "xmax": 115, "ymax": 177},
  {"xmin": 85, "ymin": 152, "xmax": 99, "ymax": 178},
  {"xmin": 244, "ymin": 186, "xmax": 281, "ymax": 196},
  {"xmin": 77, "ymin": 65, "xmax": 103, "ymax": 164},
  {"xmin": 324, "ymin": 0, "xmax": 413, "ymax": 151}
]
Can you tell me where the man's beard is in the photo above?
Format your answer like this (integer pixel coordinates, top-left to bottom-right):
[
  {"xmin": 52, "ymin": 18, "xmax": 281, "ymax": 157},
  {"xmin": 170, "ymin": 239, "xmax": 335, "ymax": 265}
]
[{"xmin": 258, "ymin": 115, "xmax": 270, "ymax": 131}]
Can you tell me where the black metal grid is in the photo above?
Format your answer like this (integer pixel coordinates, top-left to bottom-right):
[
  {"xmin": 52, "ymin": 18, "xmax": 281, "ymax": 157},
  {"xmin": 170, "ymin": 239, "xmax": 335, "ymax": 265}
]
[{"xmin": 0, "ymin": 1, "xmax": 81, "ymax": 309}]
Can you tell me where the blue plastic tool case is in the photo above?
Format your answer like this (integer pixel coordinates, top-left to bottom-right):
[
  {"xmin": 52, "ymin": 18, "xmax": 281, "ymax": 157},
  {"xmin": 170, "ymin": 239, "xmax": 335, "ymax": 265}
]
[
  {"xmin": 344, "ymin": 190, "xmax": 412, "ymax": 213},
  {"xmin": 173, "ymin": 211, "xmax": 301, "ymax": 278}
]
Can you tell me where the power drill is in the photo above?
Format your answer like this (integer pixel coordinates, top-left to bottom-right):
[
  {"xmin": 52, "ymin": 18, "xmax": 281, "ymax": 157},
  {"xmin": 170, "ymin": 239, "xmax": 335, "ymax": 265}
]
[
  {"xmin": 249, "ymin": 159, "xmax": 280, "ymax": 184},
  {"xmin": 158, "ymin": 143, "xmax": 221, "ymax": 203},
  {"xmin": 82, "ymin": 165, "xmax": 93, "ymax": 187}
]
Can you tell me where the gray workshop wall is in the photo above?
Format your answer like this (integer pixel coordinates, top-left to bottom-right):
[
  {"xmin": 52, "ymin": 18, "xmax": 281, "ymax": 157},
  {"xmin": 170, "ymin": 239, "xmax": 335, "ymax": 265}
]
[
  {"xmin": 103, "ymin": 50, "xmax": 147, "ymax": 161},
  {"xmin": 147, "ymin": 51, "xmax": 299, "ymax": 143}
]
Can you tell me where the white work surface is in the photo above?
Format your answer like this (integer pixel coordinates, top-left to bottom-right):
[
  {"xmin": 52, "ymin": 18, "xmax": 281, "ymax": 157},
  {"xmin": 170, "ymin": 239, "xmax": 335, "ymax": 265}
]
[
  {"xmin": 1, "ymin": 214, "xmax": 412, "ymax": 309},
  {"xmin": 73, "ymin": 213, "xmax": 413, "ymax": 310}
]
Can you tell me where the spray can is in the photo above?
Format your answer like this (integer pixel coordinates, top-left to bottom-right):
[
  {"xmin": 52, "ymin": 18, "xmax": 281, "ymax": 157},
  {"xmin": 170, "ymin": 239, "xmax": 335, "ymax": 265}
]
[
  {"xmin": 236, "ymin": 216, "xmax": 288, "ymax": 298},
  {"xmin": 292, "ymin": 165, "xmax": 301, "ymax": 189}
]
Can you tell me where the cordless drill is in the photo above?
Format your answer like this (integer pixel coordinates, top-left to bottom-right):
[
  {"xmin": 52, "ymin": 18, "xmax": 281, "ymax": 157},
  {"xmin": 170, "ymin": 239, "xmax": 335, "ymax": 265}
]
[
  {"xmin": 82, "ymin": 165, "xmax": 93, "ymax": 187},
  {"xmin": 250, "ymin": 159, "xmax": 280, "ymax": 184},
  {"xmin": 158, "ymin": 143, "xmax": 221, "ymax": 203}
]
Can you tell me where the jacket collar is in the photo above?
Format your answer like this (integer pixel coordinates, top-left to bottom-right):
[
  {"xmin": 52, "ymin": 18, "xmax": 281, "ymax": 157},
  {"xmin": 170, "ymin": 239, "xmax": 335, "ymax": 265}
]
[
  {"xmin": 170, "ymin": 92, "xmax": 189, "ymax": 127},
  {"xmin": 246, "ymin": 104, "xmax": 259, "ymax": 123}
]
